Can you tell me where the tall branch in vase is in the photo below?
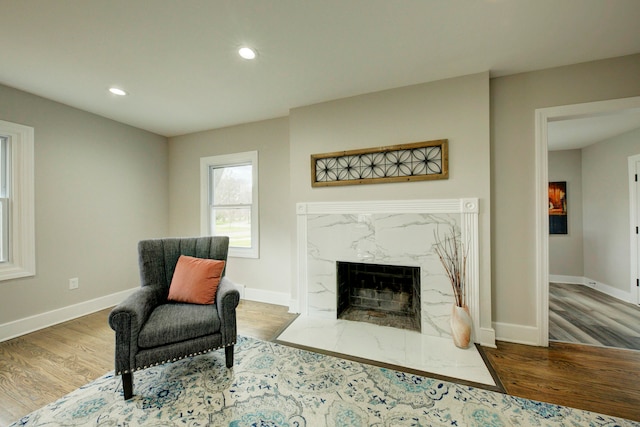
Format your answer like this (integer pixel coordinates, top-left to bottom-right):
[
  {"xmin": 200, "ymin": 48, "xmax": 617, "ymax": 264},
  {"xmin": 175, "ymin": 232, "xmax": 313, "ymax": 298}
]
[
  {"xmin": 433, "ymin": 224, "xmax": 468, "ymax": 308},
  {"xmin": 434, "ymin": 223, "xmax": 472, "ymax": 348}
]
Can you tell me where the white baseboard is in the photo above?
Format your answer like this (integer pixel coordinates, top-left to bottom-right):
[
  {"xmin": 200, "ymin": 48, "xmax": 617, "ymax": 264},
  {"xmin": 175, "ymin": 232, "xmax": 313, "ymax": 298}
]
[
  {"xmin": 235, "ymin": 283, "xmax": 246, "ymax": 299},
  {"xmin": 1, "ymin": 286, "xmax": 292, "ymax": 343},
  {"xmin": 0, "ymin": 287, "xmax": 137, "ymax": 343},
  {"xmin": 493, "ymin": 321, "xmax": 540, "ymax": 346},
  {"xmin": 550, "ymin": 274, "xmax": 633, "ymax": 304},
  {"xmin": 288, "ymin": 299, "xmax": 300, "ymax": 314},
  {"xmin": 243, "ymin": 287, "xmax": 290, "ymax": 307},
  {"xmin": 584, "ymin": 277, "xmax": 633, "ymax": 303},
  {"xmin": 549, "ymin": 274, "xmax": 583, "ymax": 285},
  {"xmin": 477, "ymin": 327, "xmax": 497, "ymax": 348}
]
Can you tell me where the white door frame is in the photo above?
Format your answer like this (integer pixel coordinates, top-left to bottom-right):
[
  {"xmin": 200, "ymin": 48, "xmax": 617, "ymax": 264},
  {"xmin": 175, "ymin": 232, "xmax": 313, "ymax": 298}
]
[
  {"xmin": 535, "ymin": 96, "xmax": 640, "ymax": 347},
  {"xmin": 629, "ymin": 154, "xmax": 640, "ymax": 305}
]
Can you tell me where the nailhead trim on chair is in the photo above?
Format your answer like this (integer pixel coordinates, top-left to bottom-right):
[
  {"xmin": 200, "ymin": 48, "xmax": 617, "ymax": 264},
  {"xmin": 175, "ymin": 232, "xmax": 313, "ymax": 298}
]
[{"xmin": 116, "ymin": 342, "xmax": 236, "ymax": 375}]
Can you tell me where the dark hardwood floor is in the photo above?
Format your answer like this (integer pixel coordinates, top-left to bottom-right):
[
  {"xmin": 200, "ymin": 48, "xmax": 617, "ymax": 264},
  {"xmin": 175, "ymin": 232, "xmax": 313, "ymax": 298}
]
[
  {"xmin": 550, "ymin": 282, "xmax": 640, "ymax": 350},
  {"xmin": 1, "ymin": 300, "xmax": 639, "ymax": 425},
  {"xmin": 482, "ymin": 340, "xmax": 640, "ymax": 422}
]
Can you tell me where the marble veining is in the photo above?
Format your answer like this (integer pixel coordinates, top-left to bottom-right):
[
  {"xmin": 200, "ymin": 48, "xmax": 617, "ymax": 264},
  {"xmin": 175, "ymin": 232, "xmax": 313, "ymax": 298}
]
[
  {"xmin": 306, "ymin": 212, "xmax": 459, "ymax": 337},
  {"xmin": 277, "ymin": 316, "xmax": 496, "ymax": 386}
]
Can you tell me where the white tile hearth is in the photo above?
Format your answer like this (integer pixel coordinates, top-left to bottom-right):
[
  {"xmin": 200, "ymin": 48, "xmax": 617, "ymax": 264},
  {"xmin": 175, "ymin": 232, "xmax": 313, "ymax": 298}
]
[{"xmin": 277, "ymin": 315, "xmax": 496, "ymax": 386}]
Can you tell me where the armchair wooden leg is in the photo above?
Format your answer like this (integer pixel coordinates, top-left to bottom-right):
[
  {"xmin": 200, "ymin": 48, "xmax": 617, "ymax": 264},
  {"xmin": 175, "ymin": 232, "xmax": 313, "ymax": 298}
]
[
  {"xmin": 122, "ymin": 372, "xmax": 133, "ymax": 400},
  {"xmin": 225, "ymin": 345, "xmax": 234, "ymax": 368}
]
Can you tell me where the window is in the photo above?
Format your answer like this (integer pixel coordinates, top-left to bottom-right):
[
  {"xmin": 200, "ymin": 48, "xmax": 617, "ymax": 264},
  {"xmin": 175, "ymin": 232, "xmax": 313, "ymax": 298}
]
[
  {"xmin": 0, "ymin": 120, "xmax": 35, "ymax": 281},
  {"xmin": 0, "ymin": 136, "xmax": 9, "ymax": 262},
  {"xmin": 200, "ymin": 151, "xmax": 259, "ymax": 258}
]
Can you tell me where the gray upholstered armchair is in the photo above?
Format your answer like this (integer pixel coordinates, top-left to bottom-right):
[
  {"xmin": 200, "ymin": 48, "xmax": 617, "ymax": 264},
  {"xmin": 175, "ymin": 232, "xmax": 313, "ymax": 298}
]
[{"xmin": 108, "ymin": 236, "xmax": 240, "ymax": 400}]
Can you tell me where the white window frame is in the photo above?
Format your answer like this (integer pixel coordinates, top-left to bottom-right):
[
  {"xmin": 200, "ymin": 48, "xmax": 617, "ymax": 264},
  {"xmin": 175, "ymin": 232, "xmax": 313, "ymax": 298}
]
[
  {"xmin": 0, "ymin": 120, "xmax": 36, "ymax": 281},
  {"xmin": 0, "ymin": 135, "xmax": 10, "ymax": 262},
  {"xmin": 200, "ymin": 151, "xmax": 259, "ymax": 258}
]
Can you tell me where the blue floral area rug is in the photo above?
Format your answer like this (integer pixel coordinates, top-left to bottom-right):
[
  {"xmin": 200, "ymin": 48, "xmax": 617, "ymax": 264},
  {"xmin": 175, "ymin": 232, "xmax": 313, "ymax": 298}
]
[{"xmin": 11, "ymin": 336, "xmax": 638, "ymax": 426}]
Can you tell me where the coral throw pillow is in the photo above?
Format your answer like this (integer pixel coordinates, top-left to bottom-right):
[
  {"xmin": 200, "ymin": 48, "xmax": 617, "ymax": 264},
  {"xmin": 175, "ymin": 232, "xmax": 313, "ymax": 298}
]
[{"xmin": 168, "ymin": 255, "xmax": 225, "ymax": 305}]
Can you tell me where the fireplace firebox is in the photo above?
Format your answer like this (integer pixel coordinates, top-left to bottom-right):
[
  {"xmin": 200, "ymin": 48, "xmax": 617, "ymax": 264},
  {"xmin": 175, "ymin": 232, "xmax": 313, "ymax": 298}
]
[{"xmin": 336, "ymin": 261, "xmax": 421, "ymax": 332}]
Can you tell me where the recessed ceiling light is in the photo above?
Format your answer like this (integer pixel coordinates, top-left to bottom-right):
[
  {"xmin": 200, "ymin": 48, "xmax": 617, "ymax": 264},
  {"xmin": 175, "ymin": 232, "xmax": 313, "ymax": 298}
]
[
  {"xmin": 109, "ymin": 87, "xmax": 127, "ymax": 96},
  {"xmin": 238, "ymin": 47, "xmax": 257, "ymax": 60}
]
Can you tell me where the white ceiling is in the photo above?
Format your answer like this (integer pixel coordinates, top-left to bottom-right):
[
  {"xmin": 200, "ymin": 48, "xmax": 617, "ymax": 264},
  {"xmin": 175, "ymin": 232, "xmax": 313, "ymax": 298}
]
[
  {"xmin": 548, "ymin": 111, "xmax": 640, "ymax": 151},
  {"xmin": 1, "ymin": 0, "xmax": 639, "ymax": 137}
]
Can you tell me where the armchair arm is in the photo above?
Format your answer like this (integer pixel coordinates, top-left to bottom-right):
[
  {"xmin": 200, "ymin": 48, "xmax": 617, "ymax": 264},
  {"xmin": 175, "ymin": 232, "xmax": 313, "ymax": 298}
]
[
  {"xmin": 216, "ymin": 276, "xmax": 240, "ymax": 345},
  {"xmin": 108, "ymin": 285, "xmax": 166, "ymax": 374}
]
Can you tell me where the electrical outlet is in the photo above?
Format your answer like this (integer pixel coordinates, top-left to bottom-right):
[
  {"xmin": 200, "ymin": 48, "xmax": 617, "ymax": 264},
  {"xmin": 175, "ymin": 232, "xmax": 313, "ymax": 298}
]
[{"xmin": 69, "ymin": 277, "xmax": 79, "ymax": 290}]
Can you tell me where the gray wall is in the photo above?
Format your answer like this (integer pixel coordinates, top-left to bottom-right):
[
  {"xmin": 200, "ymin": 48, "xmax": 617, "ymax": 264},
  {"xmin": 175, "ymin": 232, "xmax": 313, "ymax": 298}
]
[
  {"xmin": 548, "ymin": 127, "xmax": 640, "ymax": 298},
  {"xmin": 167, "ymin": 72, "xmax": 492, "ymax": 331},
  {"xmin": 548, "ymin": 149, "xmax": 584, "ymax": 277},
  {"xmin": 289, "ymin": 72, "xmax": 493, "ymax": 332},
  {"xmin": 4, "ymin": 51, "xmax": 640, "ymax": 345},
  {"xmin": 0, "ymin": 84, "xmax": 169, "ymax": 325},
  {"xmin": 491, "ymin": 53, "xmax": 640, "ymax": 333},
  {"xmin": 168, "ymin": 117, "xmax": 291, "ymax": 297},
  {"xmin": 583, "ymin": 127, "xmax": 640, "ymax": 292}
]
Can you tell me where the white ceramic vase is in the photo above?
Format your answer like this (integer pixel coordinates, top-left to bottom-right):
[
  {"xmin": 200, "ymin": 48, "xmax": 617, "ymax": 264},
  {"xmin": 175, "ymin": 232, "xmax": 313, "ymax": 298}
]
[{"xmin": 450, "ymin": 304, "xmax": 472, "ymax": 349}]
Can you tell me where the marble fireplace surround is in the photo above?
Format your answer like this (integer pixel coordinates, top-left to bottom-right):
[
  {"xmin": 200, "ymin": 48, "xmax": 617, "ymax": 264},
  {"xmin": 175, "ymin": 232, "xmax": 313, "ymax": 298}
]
[{"xmin": 295, "ymin": 198, "xmax": 481, "ymax": 343}]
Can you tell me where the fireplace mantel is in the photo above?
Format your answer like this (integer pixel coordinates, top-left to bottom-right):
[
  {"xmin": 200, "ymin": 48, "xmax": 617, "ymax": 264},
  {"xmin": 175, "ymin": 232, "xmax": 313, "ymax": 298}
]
[{"xmin": 294, "ymin": 198, "xmax": 483, "ymax": 343}]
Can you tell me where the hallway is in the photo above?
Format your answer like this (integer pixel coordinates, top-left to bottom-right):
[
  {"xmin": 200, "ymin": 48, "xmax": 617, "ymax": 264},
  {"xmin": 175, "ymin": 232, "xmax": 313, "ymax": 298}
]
[{"xmin": 549, "ymin": 282, "xmax": 640, "ymax": 350}]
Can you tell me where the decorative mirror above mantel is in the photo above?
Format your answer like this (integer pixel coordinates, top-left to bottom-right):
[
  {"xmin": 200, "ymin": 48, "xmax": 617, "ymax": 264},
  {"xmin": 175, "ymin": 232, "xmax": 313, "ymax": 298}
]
[{"xmin": 310, "ymin": 139, "xmax": 448, "ymax": 187}]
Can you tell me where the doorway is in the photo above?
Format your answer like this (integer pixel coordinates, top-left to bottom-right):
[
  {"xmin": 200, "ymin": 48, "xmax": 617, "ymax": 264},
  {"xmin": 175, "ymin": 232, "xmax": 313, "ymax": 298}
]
[
  {"xmin": 630, "ymin": 155, "xmax": 640, "ymax": 306},
  {"xmin": 535, "ymin": 96, "xmax": 640, "ymax": 347}
]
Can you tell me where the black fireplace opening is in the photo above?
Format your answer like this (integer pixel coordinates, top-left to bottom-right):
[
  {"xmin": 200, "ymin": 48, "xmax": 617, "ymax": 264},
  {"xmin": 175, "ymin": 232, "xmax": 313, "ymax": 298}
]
[{"xmin": 336, "ymin": 261, "xmax": 421, "ymax": 332}]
